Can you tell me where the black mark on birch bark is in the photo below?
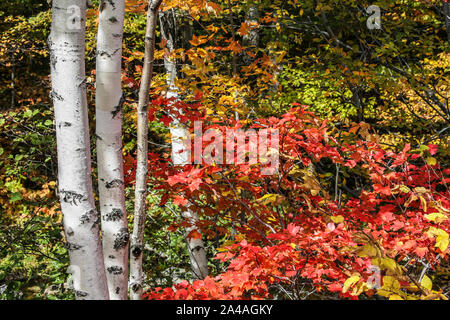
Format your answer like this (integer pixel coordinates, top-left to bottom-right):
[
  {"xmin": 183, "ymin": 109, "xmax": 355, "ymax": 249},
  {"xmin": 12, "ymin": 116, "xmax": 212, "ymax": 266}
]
[
  {"xmin": 107, "ymin": 266, "xmax": 124, "ymax": 275},
  {"xmin": 131, "ymin": 244, "xmax": 142, "ymax": 258},
  {"xmin": 131, "ymin": 283, "xmax": 141, "ymax": 293},
  {"xmin": 80, "ymin": 209, "xmax": 96, "ymax": 224},
  {"xmin": 111, "ymin": 94, "xmax": 125, "ymax": 118},
  {"xmin": 58, "ymin": 122, "xmax": 72, "ymax": 128},
  {"xmin": 98, "ymin": 48, "xmax": 120, "ymax": 58},
  {"xmin": 113, "ymin": 228, "xmax": 129, "ymax": 250},
  {"xmin": 192, "ymin": 245, "xmax": 204, "ymax": 253},
  {"xmin": 66, "ymin": 227, "xmax": 74, "ymax": 237},
  {"xmin": 48, "ymin": 46, "xmax": 57, "ymax": 70},
  {"xmin": 104, "ymin": 208, "xmax": 123, "ymax": 221},
  {"xmin": 65, "ymin": 242, "xmax": 82, "ymax": 251},
  {"xmin": 75, "ymin": 290, "xmax": 88, "ymax": 298},
  {"xmin": 100, "ymin": 0, "xmax": 106, "ymax": 12},
  {"xmin": 107, "ymin": 0, "xmax": 115, "ymax": 9},
  {"xmin": 60, "ymin": 190, "xmax": 86, "ymax": 206},
  {"xmin": 50, "ymin": 90, "xmax": 64, "ymax": 101},
  {"xmin": 105, "ymin": 179, "xmax": 124, "ymax": 189}
]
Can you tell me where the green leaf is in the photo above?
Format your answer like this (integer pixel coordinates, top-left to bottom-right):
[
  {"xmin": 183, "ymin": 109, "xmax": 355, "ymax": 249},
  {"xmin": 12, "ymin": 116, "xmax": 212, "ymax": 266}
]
[{"xmin": 9, "ymin": 192, "xmax": 23, "ymax": 203}]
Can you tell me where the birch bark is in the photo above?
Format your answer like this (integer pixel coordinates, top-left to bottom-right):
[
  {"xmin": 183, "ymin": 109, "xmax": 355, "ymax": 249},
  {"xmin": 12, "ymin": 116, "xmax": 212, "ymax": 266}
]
[
  {"xmin": 96, "ymin": 0, "xmax": 128, "ymax": 300},
  {"xmin": 243, "ymin": 4, "xmax": 260, "ymax": 54},
  {"xmin": 48, "ymin": 0, "xmax": 109, "ymax": 300},
  {"xmin": 129, "ymin": 0, "xmax": 162, "ymax": 300},
  {"xmin": 159, "ymin": 9, "xmax": 209, "ymax": 280}
]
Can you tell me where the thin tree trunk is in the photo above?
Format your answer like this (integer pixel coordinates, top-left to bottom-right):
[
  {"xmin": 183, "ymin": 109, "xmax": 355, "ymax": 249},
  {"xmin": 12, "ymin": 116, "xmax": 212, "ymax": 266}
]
[
  {"xmin": 183, "ymin": 211, "xmax": 209, "ymax": 279},
  {"xmin": 240, "ymin": 3, "xmax": 259, "ymax": 118},
  {"xmin": 444, "ymin": 1, "xmax": 450, "ymax": 42},
  {"xmin": 243, "ymin": 3, "xmax": 260, "ymax": 50},
  {"xmin": 227, "ymin": 0, "xmax": 238, "ymax": 78},
  {"xmin": 96, "ymin": 0, "xmax": 128, "ymax": 300},
  {"xmin": 159, "ymin": 9, "xmax": 209, "ymax": 280},
  {"xmin": 226, "ymin": 0, "xmax": 240, "ymax": 121},
  {"xmin": 48, "ymin": 0, "xmax": 109, "ymax": 300},
  {"xmin": 11, "ymin": 62, "xmax": 15, "ymax": 109},
  {"xmin": 129, "ymin": 0, "xmax": 162, "ymax": 300}
]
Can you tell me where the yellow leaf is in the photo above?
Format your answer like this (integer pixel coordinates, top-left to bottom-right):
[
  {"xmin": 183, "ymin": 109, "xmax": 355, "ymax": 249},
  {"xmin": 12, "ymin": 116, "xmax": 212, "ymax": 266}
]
[
  {"xmin": 399, "ymin": 185, "xmax": 410, "ymax": 193},
  {"xmin": 426, "ymin": 157, "xmax": 437, "ymax": 166},
  {"xmin": 376, "ymin": 289, "xmax": 392, "ymax": 297},
  {"xmin": 427, "ymin": 227, "xmax": 449, "ymax": 252},
  {"xmin": 382, "ymin": 276, "xmax": 401, "ymax": 291},
  {"xmin": 389, "ymin": 294, "xmax": 403, "ymax": 300},
  {"xmin": 404, "ymin": 194, "xmax": 418, "ymax": 207},
  {"xmin": 257, "ymin": 194, "xmax": 284, "ymax": 206},
  {"xmin": 357, "ymin": 244, "xmax": 378, "ymax": 258},
  {"xmin": 351, "ymin": 282, "xmax": 369, "ymax": 296},
  {"xmin": 342, "ymin": 275, "xmax": 360, "ymax": 293},
  {"xmin": 424, "ymin": 212, "xmax": 447, "ymax": 224},
  {"xmin": 436, "ymin": 234, "xmax": 449, "ymax": 252},
  {"xmin": 421, "ymin": 275, "xmax": 432, "ymax": 291},
  {"xmin": 380, "ymin": 258, "xmax": 399, "ymax": 273},
  {"xmin": 330, "ymin": 215, "xmax": 344, "ymax": 224},
  {"xmin": 413, "ymin": 187, "xmax": 428, "ymax": 194},
  {"xmin": 419, "ymin": 196, "xmax": 427, "ymax": 213}
]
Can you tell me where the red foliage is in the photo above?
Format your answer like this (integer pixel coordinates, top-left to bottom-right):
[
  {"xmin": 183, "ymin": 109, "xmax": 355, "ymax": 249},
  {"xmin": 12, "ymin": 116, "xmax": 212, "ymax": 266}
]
[{"xmin": 125, "ymin": 104, "xmax": 449, "ymax": 300}]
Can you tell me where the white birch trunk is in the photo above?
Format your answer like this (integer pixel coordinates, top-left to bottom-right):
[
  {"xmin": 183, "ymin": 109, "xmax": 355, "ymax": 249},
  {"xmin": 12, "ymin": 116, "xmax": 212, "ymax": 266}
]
[
  {"xmin": 160, "ymin": 10, "xmax": 209, "ymax": 280},
  {"xmin": 182, "ymin": 211, "xmax": 209, "ymax": 279},
  {"xmin": 48, "ymin": 0, "xmax": 109, "ymax": 300},
  {"xmin": 129, "ymin": 0, "xmax": 162, "ymax": 300},
  {"xmin": 96, "ymin": 0, "xmax": 128, "ymax": 300},
  {"xmin": 243, "ymin": 4, "xmax": 260, "ymax": 50}
]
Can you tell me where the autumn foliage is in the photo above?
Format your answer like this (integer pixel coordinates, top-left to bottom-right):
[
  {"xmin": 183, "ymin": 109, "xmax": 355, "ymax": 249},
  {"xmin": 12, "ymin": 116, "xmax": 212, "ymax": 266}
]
[
  {"xmin": 1, "ymin": 0, "xmax": 449, "ymax": 300},
  {"xmin": 121, "ymin": 103, "xmax": 450, "ymax": 300}
]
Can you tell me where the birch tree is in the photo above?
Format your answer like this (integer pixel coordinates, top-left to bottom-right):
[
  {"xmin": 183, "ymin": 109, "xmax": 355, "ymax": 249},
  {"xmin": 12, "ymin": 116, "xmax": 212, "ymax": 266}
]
[
  {"xmin": 48, "ymin": 0, "xmax": 109, "ymax": 300},
  {"xmin": 242, "ymin": 3, "xmax": 260, "ymax": 59},
  {"xmin": 129, "ymin": 0, "xmax": 163, "ymax": 300},
  {"xmin": 159, "ymin": 9, "xmax": 209, "ymax": 280},
  {"xmin": 444, "ymin": 0, "xmax": 450, "ymax": 42},
  {"xmin": 96, "ymin": 0, "xmax": 128, "ymax": 300}
]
